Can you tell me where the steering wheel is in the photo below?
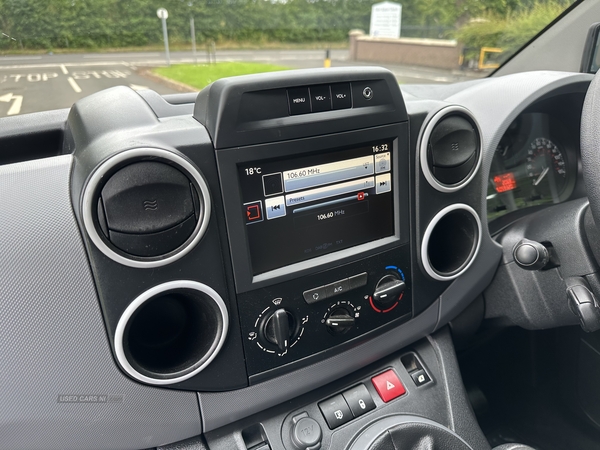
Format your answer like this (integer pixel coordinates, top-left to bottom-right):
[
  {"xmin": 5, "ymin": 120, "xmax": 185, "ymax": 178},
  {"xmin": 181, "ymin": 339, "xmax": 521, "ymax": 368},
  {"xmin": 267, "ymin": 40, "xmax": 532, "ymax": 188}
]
[{"xmin": 581, "ymin": 74, "xmax": 600, "ymax": 227}]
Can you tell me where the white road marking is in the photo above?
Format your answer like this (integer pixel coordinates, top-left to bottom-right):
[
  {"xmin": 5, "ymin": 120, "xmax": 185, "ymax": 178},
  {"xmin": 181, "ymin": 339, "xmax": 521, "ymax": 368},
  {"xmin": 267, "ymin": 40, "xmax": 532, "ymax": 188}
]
[
  {"xmin": 60, "ymin": 64, "xmax": 68, "ymax": 74},
  {"xmin": 129, "ymin": 83, "xmax": 149, "ymax": 91},
  {"xmin": 67, "ymin": 76, "xmax": 82, "ymax": 93},
  {"xmin": 0, "ymin": 93, "xmax": 24, "ymax": 115}
]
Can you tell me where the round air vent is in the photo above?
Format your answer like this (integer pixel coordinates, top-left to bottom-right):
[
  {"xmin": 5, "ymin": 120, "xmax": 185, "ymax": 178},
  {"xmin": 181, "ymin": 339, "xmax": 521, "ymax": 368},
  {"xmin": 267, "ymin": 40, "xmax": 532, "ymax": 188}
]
[
  {"xmin": 82, "ymin": 148, "xmax": 211, "ymax": 268},
  {"xmin": 114, "ymin": 280, "xmax": 228, "ymax": 385},
  {"xmin": 420, "ymin": 106, "xmax": 482, "ymax": 192},
  {"xmin": 421, "ymin": 204, "xmax": 481, "ymax": 281}
]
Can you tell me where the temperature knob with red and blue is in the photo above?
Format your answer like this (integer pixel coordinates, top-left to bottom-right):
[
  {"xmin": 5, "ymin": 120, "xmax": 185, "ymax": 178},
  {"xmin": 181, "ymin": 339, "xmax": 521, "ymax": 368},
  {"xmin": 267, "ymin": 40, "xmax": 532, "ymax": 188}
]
[{"xmin": 369, "ymin": 266, "xmax": 406, "ymax": 313}]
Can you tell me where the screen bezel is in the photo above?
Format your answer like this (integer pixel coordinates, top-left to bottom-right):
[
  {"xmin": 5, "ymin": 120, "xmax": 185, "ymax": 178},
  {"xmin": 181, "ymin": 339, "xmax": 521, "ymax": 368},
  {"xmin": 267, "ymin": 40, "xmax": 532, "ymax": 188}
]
[{"xmin": 216, "ymin": 123, "xmax": 410, "ymax": 293}]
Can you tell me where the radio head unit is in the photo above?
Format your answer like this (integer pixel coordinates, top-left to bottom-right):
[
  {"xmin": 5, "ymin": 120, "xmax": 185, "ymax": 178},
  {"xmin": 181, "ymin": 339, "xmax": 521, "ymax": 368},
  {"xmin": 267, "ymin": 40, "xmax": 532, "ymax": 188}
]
[
  {"xmin": 206, "ymin": 68, "xmax": 410, "ymax": 293},
  {"xmin": 239, "ymin": 140, "xmax": 396, "ymax": 276}
]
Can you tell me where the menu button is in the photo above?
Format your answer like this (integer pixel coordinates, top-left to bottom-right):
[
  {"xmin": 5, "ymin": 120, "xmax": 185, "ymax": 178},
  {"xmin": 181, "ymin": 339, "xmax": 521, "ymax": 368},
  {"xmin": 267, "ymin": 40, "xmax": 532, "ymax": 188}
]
[{"xmin": 288, "ymin": 87, "xmax": 312, "ymax": 115}]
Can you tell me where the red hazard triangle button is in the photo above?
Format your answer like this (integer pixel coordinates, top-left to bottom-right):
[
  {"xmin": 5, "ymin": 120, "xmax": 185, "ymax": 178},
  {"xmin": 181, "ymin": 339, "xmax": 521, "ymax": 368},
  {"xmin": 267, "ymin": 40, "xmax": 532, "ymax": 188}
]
[{"xmin": 372, "ymin": 369, "xmax": 406, "ymax": 403}]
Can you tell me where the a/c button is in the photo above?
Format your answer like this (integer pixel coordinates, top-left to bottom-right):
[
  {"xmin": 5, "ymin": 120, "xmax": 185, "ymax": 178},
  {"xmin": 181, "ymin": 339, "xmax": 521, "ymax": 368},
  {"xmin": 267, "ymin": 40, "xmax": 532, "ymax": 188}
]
[{"xmin": 325, "ymin": 278, "xmax": 349, "ymax": 298}]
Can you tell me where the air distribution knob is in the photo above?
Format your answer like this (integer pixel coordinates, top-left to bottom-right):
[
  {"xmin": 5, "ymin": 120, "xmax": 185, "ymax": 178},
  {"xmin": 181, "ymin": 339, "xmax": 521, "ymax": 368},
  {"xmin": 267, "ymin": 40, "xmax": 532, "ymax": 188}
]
[
  {"xmin": 325, "ymin": 307, "xmax": 355, "ymax": 335},
  {"xmin": 263, "ymin": 308, "xmax": 294, "ymax": 353},
  {"xmin": 372, "ymin": 274, "xmax": 405, "ymax": 311}
]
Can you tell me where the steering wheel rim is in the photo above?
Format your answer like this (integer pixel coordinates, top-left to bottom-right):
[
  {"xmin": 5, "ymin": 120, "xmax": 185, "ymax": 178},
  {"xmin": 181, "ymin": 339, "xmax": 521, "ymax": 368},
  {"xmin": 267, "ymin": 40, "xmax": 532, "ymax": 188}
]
[{"xmin": 581, "ymin": 73, "xmax": 600, "ymax": 226}]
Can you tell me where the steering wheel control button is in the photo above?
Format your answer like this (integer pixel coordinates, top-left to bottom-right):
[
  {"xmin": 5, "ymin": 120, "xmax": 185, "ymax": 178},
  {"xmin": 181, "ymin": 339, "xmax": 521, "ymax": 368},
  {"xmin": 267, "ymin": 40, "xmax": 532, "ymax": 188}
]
[
  {"xmin": 303, "ymin": 286, "xmax": 328, "ymax": 304},
  {"xmin": 410, "ymin": 369, "xmax": 431, "ymax": 387},
  {"xmin": 342, "ymin": 384, "xmax": 376, "ymax": 418},
  {"xmin": 318, "ymin": 394, "xmax": 352, "ymax": 429},
  {"xmin": 290, "ymin": 414, "xmax": 322, "ymax": 450},
  {"xmin": 371, "ymin": 370, "xmax": 406, "ymax": 402},
  {"xmin": 348, "ymin": 272, "xmax": 368, "ymax": 290},
  {"xmin": 513, "ymin": 239, "xmax": 550, "ymax": 270},
  {"xmin": 362, "ymin": 86, "xmax": 374, "ymax": 100},
  {"xmin": 309, "ymin": 85, "xmax": 332, "ymax": 112},
  {"xmin": 288, "ymin": 87, "xmax": 311, "ymax": 115},
  {"xmin": 331, "ymin": 83, "xmax": 352, "ymax": 110},
  {"xmin": 100, "ymin": 161, "xmax": 194, "ymax": 234}
]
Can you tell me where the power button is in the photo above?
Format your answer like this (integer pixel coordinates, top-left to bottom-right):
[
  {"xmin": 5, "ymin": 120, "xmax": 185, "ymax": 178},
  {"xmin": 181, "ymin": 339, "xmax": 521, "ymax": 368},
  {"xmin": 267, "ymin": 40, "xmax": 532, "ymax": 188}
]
[{"xmin": 362, "ymin": 86, "xmax": 374, "ymax": 100}]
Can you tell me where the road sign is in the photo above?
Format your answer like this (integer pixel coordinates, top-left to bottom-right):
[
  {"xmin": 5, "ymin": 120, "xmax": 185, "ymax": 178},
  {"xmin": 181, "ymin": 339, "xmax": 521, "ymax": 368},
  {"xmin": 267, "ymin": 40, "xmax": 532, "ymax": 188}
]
[
  {"xmin": 369, "ymin": 2, "xmax": 402, "ymax": 39},
  {"xmin": 156, "ymin": 8, "xmax": 171, "ymax": 66},
  {"xmin": 156, "ymin": 8, "xmax": 168, "ymax": 19}
]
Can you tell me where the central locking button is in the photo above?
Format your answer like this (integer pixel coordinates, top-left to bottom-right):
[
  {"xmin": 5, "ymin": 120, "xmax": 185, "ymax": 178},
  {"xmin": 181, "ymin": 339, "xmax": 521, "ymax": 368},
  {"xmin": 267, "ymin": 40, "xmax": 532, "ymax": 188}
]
[{"xmin": 342, "ymin": 384, "xmax": 375, "ymax": 418}]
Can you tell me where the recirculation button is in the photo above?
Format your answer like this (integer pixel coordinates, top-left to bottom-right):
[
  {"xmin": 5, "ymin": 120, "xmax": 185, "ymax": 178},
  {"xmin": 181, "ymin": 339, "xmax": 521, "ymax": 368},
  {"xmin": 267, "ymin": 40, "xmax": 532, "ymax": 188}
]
[{"xmin": 97, "ymin": 161, "xmax": 198, "ymax": 257}]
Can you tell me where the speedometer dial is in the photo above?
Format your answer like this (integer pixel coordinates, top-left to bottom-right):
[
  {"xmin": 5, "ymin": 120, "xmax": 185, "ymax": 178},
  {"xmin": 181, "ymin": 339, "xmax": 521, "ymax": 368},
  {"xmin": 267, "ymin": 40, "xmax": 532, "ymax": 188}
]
[{"xmin": 526, "ymin": 138, "xmax": 567, "ymax": 198}]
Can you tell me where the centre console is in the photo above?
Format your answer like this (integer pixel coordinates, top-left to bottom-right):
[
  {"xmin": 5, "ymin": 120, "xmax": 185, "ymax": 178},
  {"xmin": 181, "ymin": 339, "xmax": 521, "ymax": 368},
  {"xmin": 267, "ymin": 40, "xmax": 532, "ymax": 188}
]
[
  {"xmin": 208, "ymin": 70, "xmax": 412, "ymax": 380},
  {"xmin": 68, "ymin": 67, "xmax": 444, "ymax": 393}
]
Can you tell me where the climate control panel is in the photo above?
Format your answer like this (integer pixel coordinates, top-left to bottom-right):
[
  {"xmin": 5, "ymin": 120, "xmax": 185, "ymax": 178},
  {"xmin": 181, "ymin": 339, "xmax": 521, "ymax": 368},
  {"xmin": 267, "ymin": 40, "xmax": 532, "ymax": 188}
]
[{"xmin": 238, "ymin": 246, "xmax": 412, "ymax": 378}]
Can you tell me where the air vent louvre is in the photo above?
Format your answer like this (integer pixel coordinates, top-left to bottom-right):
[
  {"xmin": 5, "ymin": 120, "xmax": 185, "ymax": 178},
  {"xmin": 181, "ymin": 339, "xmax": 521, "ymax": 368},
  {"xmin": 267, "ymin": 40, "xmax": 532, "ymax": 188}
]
[{"xmin": 420, "ymin": 106, "xmax": 482, "ymax": 192}]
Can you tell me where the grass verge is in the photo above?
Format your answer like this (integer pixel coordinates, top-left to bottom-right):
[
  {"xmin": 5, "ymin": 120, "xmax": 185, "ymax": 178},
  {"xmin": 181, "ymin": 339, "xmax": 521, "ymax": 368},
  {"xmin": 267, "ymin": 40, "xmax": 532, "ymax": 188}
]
[{"xmin": 153, "ymin": 62, "xmax": 290, "ymax": 90}]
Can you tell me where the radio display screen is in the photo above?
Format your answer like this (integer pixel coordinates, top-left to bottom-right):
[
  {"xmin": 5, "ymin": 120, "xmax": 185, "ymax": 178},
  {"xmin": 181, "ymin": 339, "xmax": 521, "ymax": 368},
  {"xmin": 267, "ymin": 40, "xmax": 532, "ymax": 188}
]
[{"xmin": 238, "ymin": 140, "xmax": 396, "ymax": 275}]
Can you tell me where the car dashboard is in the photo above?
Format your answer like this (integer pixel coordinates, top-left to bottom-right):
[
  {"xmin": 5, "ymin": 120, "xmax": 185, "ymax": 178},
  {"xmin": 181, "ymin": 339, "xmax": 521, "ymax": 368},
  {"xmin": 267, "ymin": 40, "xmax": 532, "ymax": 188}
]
[{"xmin": 0, "ymin": 67, "xmax": 593, "ymax": 450}]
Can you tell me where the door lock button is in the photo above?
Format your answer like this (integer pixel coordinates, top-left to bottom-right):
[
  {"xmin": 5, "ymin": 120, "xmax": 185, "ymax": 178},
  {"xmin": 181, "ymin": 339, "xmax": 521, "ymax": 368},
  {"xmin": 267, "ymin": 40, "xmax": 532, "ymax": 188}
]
[{"xmin": 342, "ymin": 384, "xmax": 375, "ymax": 418}]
